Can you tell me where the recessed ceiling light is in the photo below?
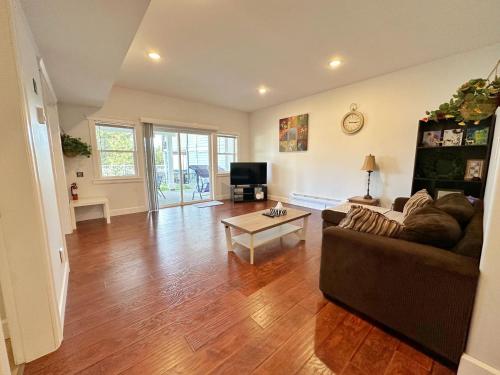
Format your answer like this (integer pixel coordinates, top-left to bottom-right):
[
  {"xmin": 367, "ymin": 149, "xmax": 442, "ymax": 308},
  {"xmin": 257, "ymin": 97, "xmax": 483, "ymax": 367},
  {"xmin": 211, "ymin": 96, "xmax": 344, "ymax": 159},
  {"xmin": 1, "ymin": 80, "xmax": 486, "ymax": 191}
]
[
  {"xmin": 258, "ymin": 87, "xmax": 268, "ymax": 95},
  {"xmin": 329, "ymin": 59, "xmax": 342, "ymax": 69},
  {"xmin": 148, "ymin": 52, "xmax": 161, "ymax": 60}
]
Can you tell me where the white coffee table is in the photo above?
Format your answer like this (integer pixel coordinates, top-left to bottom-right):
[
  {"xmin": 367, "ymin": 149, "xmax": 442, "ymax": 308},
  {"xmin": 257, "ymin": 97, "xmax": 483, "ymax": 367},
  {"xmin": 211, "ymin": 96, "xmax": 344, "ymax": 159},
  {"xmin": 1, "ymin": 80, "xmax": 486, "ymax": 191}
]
[{"xmin": 221, "ymin": 207, "xmax": 311, "ymax": 264}]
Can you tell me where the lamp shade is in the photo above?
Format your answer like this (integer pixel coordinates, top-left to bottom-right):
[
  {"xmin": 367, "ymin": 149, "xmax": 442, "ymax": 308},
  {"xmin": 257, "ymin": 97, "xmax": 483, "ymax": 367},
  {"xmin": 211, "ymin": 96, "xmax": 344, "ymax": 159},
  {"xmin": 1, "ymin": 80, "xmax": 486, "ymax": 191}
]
[{"xmin": 361, "ymin": 154, "xmax": 376, "ymax": 172}]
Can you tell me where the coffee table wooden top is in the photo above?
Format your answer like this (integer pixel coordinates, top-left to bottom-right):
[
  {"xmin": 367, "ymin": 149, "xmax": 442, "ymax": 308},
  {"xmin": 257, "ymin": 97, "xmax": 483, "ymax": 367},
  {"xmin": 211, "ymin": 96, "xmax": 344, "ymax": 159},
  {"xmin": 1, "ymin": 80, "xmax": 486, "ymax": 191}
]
[{"xmin": 221, "ymin": 207, "xmax": 311, "ymax": 234}]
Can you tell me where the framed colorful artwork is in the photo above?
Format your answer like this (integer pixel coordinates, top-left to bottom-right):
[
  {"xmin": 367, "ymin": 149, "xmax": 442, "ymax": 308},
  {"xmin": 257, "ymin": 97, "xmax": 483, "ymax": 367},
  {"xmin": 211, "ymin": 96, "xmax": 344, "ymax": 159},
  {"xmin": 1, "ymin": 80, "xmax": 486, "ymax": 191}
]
[{"xmin": 279, "ymin": 113, "xmax": 308, "ymax": 152}]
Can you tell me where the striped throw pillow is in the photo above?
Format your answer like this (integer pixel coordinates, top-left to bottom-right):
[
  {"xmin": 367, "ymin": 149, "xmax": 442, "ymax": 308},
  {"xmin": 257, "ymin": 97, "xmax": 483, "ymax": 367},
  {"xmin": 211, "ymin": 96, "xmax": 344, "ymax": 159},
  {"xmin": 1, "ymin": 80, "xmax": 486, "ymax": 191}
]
[
  {"xmin": 403, "ymin": 189, "xmax": 433, "ymax": 217},
  {"xmin": 339, "ymin": 206, "xmax": 403, "ymax": 238}
]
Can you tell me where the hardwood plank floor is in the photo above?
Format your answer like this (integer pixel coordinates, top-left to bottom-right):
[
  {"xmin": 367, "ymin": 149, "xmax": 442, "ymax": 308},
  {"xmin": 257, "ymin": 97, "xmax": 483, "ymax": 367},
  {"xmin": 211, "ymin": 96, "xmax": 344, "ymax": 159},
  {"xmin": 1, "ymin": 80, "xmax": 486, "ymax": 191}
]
[{"xmin": 24, "ymin": 200, "xmax": 456, "ymax": 374}]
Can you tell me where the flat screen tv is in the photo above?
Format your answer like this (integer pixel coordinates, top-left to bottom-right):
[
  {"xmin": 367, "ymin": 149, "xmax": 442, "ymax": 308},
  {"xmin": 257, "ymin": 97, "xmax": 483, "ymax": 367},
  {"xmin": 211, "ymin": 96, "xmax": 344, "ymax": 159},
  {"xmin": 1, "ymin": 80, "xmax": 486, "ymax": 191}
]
[{"xmin": 230, "ymin": 162, "xmax": 267, "ymax": 185}]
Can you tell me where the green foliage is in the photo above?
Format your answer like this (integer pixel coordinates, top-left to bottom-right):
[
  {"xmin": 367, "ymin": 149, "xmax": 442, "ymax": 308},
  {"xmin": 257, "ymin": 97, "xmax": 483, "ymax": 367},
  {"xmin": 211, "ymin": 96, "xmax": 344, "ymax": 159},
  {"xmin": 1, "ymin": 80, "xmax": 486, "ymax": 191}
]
[
  {"xmin": 61, "ymin": 133, "xmax": 91, "ymax": 158},
  {"xmin": 425, "ymin": 76, "xmax": 500, "ymax": 125}
]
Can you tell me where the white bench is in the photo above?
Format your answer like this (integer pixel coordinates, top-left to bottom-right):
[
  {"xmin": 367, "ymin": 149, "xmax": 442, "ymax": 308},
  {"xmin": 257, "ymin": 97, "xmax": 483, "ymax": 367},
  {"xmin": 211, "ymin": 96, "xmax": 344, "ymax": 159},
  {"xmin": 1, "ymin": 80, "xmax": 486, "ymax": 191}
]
[{"xmin": 69, "ymin": 197, "xmax": 110, "ymax": 230}]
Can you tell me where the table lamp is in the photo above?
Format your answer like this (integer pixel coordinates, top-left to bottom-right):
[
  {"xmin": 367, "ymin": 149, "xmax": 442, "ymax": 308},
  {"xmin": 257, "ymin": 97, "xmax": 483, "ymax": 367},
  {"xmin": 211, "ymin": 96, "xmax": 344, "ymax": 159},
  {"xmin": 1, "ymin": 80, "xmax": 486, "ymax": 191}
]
[{"xmin": 361, "ymin": 154, "xmax": 376, "ymax": 200}]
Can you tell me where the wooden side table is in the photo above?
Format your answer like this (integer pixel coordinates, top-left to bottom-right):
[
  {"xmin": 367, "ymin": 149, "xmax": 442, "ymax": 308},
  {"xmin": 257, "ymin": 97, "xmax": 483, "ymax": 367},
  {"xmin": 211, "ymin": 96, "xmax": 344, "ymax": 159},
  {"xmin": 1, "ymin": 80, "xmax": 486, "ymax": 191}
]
[{"xmin": 348, "ymin": 196, "xmax": 380, "ymax": 206}]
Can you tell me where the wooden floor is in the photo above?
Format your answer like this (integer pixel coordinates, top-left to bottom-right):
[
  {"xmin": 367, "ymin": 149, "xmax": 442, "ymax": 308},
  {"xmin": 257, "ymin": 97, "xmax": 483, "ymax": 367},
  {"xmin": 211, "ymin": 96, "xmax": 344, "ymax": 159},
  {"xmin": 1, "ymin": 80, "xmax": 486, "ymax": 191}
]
[{"xmin": 25, "ymin": 201, "xmax": 455, "ymax": 375}]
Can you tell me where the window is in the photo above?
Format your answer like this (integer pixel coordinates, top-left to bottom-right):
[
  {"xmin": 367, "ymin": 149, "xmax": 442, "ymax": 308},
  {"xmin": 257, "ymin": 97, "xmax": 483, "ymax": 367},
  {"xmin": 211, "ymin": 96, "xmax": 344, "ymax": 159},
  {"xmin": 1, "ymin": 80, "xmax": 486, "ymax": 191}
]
[
  {"xmin": 217, "ymin": 135, "xmax": 237, "ymax": 174},
  {"xmin": 93, "ymin": 122, "xmax": 139, "ymax": 179}
]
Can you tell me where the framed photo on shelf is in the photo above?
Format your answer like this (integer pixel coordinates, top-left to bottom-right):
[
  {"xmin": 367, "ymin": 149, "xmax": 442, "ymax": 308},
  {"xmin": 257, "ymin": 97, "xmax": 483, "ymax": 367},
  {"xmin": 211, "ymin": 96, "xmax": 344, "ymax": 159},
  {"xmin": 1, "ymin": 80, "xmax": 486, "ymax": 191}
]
[
  {"xmin": 464, "ymin": 159, "xmax": 485, "ymax": 181},
  {"xmin": 442, "ymin": 129, "xmax": 464, "ymax": 147},
  {"xmin": 434, "ymin": 188, "xmax": 464, "ymax": 200},
  {"xmin": 466, "ymin": 127, "xmax": 489, "ymax": 145},
  {"xmin": 421, "ymin": 130, "xmax": 442, "ymax": 147}
]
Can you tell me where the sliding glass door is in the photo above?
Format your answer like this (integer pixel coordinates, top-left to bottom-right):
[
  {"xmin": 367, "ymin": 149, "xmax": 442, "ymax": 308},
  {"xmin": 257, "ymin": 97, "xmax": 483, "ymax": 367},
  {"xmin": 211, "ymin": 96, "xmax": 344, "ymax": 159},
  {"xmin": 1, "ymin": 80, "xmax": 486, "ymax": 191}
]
[
  {"xmin": 153, "ymin": 127, "xmax": 212, "ymax": 207},
  {"xmin": 153, "ymin": 129, "xmax": 182, "ymax": 206}
]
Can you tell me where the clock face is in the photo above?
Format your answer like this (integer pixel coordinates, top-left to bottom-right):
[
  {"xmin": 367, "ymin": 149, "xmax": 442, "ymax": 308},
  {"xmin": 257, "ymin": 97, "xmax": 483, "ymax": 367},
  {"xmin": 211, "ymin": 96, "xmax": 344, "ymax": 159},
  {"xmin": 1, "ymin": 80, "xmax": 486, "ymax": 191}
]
[{"xmin": 342, "ymin": 111, "xmax": 364, "ymax": 134}]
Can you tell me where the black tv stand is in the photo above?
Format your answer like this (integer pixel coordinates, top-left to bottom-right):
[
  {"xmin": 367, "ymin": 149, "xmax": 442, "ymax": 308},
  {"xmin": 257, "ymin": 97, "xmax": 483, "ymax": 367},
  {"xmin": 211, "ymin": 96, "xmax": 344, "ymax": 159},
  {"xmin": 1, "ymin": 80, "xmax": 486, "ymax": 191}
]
[{"xmin": 231, "ymin": 185, "xmax": 267, "ymax": 203}]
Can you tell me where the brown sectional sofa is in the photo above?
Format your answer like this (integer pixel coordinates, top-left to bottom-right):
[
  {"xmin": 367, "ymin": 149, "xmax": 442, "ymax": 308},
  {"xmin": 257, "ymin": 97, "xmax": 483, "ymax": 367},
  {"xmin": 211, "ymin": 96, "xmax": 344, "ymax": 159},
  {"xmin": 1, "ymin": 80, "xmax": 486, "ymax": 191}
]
[{"xmin": 320, "ymin": 197, "xmax": 482, "ymax": 365}]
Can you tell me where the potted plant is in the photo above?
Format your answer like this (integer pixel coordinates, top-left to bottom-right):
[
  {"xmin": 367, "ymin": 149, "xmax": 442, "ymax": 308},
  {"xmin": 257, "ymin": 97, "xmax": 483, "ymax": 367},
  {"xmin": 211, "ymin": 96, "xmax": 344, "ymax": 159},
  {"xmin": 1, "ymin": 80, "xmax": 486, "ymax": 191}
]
[
  {"xmin": 61, "ymin": 133, "xmax": 92, "ymax": 158},
  {"xmin": 424, "ymin": 60, "xmax": 500, "ymax": 125}
]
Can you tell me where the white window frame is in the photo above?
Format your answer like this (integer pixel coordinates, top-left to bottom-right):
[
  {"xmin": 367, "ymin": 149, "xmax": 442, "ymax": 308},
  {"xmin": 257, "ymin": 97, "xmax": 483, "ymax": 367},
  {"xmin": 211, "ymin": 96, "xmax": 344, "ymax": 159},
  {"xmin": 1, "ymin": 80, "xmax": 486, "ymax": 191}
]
[
  {"xmin": 216, "ymin": 134, "xmax": 238, "ymax": 176},
  {"xmin": 88, "ymin": 118, "xmax": 142, "ymax": 183}
]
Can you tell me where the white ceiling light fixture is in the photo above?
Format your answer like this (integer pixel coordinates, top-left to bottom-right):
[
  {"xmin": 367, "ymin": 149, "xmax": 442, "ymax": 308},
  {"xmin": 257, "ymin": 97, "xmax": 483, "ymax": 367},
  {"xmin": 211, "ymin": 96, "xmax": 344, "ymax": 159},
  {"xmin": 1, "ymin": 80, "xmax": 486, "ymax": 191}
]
[
  {"xmin": 148, "ymin": 51, "xmax": 161, "ymax": 60},
  {"xmin": 329, "ymin": 58, "xmax": 342, "ymax": 69},
  {"xmin": 258, "ymin": 86, "xmax": 268, "ymax": 95}
]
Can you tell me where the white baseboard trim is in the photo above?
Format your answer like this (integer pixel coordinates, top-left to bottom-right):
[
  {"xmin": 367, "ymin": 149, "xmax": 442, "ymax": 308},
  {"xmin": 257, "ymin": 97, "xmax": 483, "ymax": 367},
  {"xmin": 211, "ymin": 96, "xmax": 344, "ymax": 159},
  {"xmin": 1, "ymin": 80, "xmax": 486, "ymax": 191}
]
[
  {"xmin": 109, "ymin": 206, "xmax": 147, "ymax": 217},
  {"xmin": 1, "ymin": 318, "xmax": 8, "ymax": 339},
  {"xmin": 458, "ymin": 354, "xmax": 500, "ymax": 375}
]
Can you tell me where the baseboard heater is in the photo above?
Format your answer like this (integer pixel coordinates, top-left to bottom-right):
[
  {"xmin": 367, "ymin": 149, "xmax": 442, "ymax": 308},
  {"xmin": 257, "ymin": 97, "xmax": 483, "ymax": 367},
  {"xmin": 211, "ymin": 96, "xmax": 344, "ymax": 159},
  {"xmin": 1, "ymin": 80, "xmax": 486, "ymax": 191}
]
[{"xmin": 289, "ymin": 193, "xmax": 341, "ymax": 210}]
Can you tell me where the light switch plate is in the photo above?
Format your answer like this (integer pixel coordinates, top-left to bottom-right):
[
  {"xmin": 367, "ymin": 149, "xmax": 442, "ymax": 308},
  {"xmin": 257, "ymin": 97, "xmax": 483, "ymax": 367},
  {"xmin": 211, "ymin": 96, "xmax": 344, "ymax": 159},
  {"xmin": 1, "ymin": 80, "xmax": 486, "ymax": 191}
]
[{"xmin": 36, "ymin": 106, "xmax": 46, "ymax": 124}]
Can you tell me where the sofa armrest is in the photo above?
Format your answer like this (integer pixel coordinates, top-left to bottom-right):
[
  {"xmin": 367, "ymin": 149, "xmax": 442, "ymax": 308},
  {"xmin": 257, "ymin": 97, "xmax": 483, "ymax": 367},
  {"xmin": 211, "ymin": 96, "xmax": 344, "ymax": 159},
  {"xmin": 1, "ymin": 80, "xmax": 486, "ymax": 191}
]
[
  {"xmin": 392, "ymin": 197, "xmax": 410, "ymax": 213},
  {"xmin": 320, "ymin": 226, "xmax": 479, "ymax": 363},
  {"xmin": 321, "ymin": 209, "xmax": 346, "ymax": 228}
]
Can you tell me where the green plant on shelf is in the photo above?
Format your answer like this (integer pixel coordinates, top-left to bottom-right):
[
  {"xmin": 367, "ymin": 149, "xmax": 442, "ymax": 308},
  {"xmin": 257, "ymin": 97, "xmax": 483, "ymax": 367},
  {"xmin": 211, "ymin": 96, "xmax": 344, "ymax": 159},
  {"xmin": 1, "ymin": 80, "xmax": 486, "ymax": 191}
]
[
  {"xmin": 61, "ymin": 133, "xmax": 92, "ymax": 158},
  {"xmin": 423, "ymin": 60, "xmax": 500, "ymax": 125}
]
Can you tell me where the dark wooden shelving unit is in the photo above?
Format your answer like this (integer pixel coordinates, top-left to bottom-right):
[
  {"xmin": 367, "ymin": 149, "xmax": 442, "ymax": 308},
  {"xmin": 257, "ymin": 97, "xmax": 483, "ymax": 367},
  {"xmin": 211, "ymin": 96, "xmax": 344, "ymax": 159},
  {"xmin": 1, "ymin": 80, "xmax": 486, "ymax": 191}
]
[
  {"xmin": 231, "ymin": 185, "xmax": 267, "ymax": 203},
  {"xmin": 411, "ymin": 116, "xmax": 496, "ymax": 199}
]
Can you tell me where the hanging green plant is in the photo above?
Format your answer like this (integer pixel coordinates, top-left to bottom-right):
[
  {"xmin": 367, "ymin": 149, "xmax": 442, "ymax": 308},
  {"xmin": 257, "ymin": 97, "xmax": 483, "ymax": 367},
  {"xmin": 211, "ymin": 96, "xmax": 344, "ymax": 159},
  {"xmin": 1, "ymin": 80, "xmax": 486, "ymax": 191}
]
[
  {"xmin": 423, "ymin": 60, "xmax": 500, "ymax": 125},
  {"xmin": 61, "ymin": 133, "xmax": 92, "ymax": 158}
]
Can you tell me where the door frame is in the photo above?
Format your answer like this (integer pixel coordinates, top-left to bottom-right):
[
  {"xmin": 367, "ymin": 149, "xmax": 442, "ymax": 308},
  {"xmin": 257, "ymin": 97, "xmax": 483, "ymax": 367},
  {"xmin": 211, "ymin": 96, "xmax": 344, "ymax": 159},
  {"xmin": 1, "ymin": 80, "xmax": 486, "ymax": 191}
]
[
  {"xmin": 153, "ymin": 125, "xmax": 214, "ymax": 208},
  {"xmin": 0, "ymin": 320, "xmax": 9, "ymax": 375}
]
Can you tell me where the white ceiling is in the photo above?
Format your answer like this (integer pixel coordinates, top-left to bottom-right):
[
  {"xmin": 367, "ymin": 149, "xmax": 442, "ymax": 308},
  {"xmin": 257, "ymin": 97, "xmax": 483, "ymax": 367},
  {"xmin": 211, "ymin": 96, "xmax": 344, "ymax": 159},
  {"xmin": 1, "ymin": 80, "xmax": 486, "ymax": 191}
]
[
  {"xmin": 20, "ymin": 0, "xmax": 150, "ymax": 106},
  {"xmin": 117, "ymin": 0, "xmax": 500, "ymax": 112}
]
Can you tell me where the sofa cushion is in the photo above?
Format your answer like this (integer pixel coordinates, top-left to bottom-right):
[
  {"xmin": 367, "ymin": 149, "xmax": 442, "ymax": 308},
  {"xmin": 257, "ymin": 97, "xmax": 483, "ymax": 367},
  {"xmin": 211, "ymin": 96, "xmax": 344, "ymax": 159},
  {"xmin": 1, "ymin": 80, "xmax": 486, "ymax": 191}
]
[
  {"xmin": 322, "ymin": 203, "xmax": 391, "ymax": 227},
  {"xmin": 339, "ymin": 206, "xmax": 403, "ymax": 238},
  {"xmin": 434, "ymin": 193, "xmax": 474, "ymax": 226},
  {"xmin": 403, "ymin": 189, "xmax": 433, "ymax": 217},
  {"xmin": 399, "ymin": 206, "xmax": 462, "ymax": 249},
  {"xmin": 452, "ymin": 210, "xmax": 483, "ymax": 259}
]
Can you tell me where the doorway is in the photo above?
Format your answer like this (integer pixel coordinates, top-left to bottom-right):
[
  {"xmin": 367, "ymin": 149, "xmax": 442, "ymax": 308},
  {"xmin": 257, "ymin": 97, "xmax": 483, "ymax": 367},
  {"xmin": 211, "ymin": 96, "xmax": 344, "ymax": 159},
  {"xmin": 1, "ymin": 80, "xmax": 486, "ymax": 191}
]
[{"xmin": 153, "ymin": 127, "xmax": 213, "ymax": 207}]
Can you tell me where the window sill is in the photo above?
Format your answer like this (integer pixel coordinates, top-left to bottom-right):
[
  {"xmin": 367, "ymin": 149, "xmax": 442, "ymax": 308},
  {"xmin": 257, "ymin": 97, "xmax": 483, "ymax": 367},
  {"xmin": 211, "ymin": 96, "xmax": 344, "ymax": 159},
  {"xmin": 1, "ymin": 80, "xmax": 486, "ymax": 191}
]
[{"xmin": 93, "ymin": 177, "xmax": 144, "ymax": 185}]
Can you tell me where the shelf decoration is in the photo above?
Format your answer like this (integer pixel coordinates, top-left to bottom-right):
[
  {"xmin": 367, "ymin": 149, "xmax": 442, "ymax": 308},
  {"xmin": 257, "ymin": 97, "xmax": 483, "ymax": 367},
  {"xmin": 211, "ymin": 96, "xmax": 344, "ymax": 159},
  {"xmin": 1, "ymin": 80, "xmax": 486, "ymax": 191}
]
[
  {"xmin": 423, "ymin": 60, "xmax": 500, "ymax": 125},
  {"xmin": 61, "ymin": 133, "xmax": 92, "ymax": 158},
  {"xmin": 466, "ymin": 127, "xmax": 489, "ymax": 145},
  {"xmin": 442, "ymin": 129, "xmax": 464, "ymax": 147}
]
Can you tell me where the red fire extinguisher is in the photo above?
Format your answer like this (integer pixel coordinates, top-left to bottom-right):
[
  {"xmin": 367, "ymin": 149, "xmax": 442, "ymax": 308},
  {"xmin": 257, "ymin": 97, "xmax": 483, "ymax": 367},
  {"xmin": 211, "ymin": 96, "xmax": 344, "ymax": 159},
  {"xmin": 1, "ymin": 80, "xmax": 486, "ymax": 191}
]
[{"xmin": 70, "ymin": 182, "xmax": 78, "ymax": 200}]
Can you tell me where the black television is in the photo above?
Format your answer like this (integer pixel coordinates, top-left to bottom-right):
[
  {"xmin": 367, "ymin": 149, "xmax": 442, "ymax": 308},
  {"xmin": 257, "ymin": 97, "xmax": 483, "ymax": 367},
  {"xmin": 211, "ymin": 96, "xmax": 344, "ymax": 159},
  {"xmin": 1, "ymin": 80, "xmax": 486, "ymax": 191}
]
[{"xmin": 230, "ymin": 162, "xmax": 267, "ymax": 185}]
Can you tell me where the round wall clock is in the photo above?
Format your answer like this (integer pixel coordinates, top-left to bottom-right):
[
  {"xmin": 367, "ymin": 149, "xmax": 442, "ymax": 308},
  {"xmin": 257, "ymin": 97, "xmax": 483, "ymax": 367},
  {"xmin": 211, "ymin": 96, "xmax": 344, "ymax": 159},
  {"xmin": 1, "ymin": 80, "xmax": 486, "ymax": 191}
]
[{"xmin": 341, "ymin": 103, "xmax": 364, "ymax": 134}]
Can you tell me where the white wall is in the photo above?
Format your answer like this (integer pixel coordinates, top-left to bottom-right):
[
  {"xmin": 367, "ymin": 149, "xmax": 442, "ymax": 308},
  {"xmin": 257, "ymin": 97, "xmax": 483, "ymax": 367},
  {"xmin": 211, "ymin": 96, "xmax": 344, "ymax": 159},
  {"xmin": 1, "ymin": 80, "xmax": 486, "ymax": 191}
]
[
  {"xmin": 0, "ymin": 0, "xmax": 66, "ymax": 362},
  {"xmin": 457, "ymin": 111, "xmax": 500, "ymax": 375},
  {"xmin": 59, "ymin": 86, "xmax": 249, "ymax": 221},
  {"xmin": 249, "ymin": 43, "xmax": 500, "ymax": 207}
]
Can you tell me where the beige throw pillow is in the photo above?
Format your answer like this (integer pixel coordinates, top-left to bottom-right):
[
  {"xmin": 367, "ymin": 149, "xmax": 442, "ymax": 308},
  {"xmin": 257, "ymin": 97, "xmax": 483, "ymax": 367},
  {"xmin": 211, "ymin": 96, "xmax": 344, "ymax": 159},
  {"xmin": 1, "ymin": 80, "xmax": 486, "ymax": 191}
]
[
  {"xmin": 403, "ymin": 189, "xmax": 433, "ymax": 217},
  {"xmin": 339, "ymin": 206, "xmax": 403, "ymax": 238}
]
